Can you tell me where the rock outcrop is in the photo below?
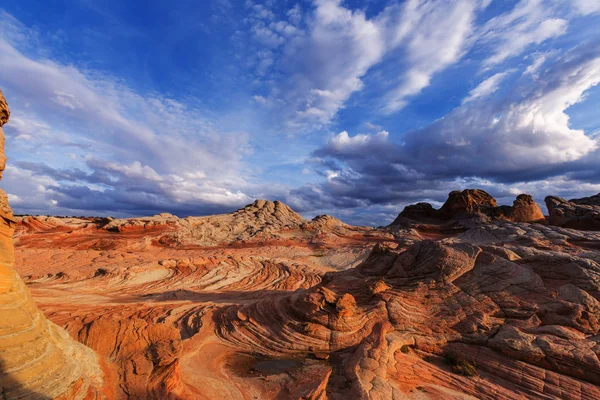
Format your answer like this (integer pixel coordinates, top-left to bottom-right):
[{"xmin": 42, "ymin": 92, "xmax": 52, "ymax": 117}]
[
  {"xmin": 511, "ymin": 194, "xmax": 545, "ymax": 222},
  {"xmin": 390, "ymin": 202, "xmax": 438, "ymax": 225},
  {"xmin": 571, "ymin": 193, "xmax": 600, "ymax": 206},
  {"xmin": 0, "ymin": 90, "xmax": 108, "ymax": 400},
  {"xmin": 546, "ymin": 195, "xmax": 600, "ymax": 231},
  {"xmin": 11, "ymin": 180, "xmax": 600, "ymax": 398},
  {"xmin": 217, "ymin": 226, "xmax": 600, "ymax": 399},
  {"xmin": 439, "ymin": 188, "xmax": 498, "ymax": 217},
  {"xmin": 99, "ymin": 199, "xmax": 386, "ymax": 248},
  {"xmin": 391, "ymin": 189, "xmax": 546, "ymax": 227}
]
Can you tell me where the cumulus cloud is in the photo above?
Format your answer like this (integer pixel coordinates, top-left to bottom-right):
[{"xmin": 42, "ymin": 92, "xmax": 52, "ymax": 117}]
[
  {"xmin": 284, "ymin": 0, "xmax": 387, "ymax": 127},
  {"xmin": 400, "ymin": 49, "xmax": 600, "ymax": 178},
  {"xmin": 1, "ymin": 2, "xmax": 599, "ymax": 226},
  {"xmin": 254, "ymin": 0, "xmax": 482, "ymax": 128},
  {"xmin": 300, "ymin": 45, "xmax": 600, "ymax": 222},
  {"xmin": 315, "ymin": 130, "xmax": 390, "ymax": 157},
  {"xmin": 0, "ymin": 14, "xmax": 260, "ymax": 216},
  {"xmin": 328, "ymin": 47, "xmax": 599, "ymax": 178}
]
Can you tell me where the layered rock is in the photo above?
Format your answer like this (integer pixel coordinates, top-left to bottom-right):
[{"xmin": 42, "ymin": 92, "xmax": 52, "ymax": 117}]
[
  {"xmin": 546, "ymin": 195, "xmax": 600, "ymax": 231},
  {"xmin": 101, "ymin": 199, "xmax": 386, "ymax": 248},
  {"xmin": 11, "ymin": 181, "xmax": 600, "ymax": 398},
  {"xmin": 0, "ymin": 90, "xmax": 107, "ymax": 399},
  {"xmin": 217, "ymin": 228, "xmax": 600, "ymax": 399}
]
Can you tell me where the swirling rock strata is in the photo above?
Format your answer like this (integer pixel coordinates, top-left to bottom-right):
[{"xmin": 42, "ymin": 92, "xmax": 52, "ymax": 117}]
[{"xmin": 216, "ymin": 225, "xmax": 600, "ymax": 399}]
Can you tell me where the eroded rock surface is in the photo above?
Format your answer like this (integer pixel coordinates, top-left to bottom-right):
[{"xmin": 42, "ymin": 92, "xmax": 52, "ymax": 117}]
[
  {"xmin": 546, "ymin": 195, "xmax": 600, "ymax": 231},
  {"xmin": 391, "ymin": 189, "xmax": 548, "ymax": 229},
  {"xmin": 11, "ymin": 189, "xmax": 600, "ymax": 399},
  {"xmin": 512, "ymin": 194, "xmax": 545, "ymax": 223},
  {"xmin": 12, "ymin": 198, "xmax": 390, "ymax": 398}
]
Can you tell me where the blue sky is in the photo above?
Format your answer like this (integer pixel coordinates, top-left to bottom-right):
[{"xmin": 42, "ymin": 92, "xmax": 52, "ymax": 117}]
[{"xmin": 0, "ymin": 0, "xmax": 599, "ymax": 225}]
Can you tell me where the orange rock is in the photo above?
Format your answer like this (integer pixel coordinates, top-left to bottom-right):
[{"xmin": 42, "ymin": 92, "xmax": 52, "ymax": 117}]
[{"xmin": 512, "ymin": 194, "xmax": 545, "ymax": 222}]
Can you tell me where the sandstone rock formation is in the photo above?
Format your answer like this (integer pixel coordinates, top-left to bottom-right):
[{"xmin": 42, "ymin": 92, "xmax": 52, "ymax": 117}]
[
  {"xmin": 391, "ymin": 189, "xmax": 546, "ymax": 227},
  {"xmin": 439, "ymin": 188, "xmax": 498, "ymax": 217},
  {"xmin": 216, "ymin": 223, "xmax": 600, "ymax": 399},
  {"xmin": 0, "ymin": 91, "xmax": 108, "ymax": 399},
  {"xmin": 11, "ymin": 198, "xmax": 389, "ymax": 398},
  {"xmin": 511, "ymin": 194, "xmax": 545, "ymax": 222},
  {"xmin": 12, "ymin": 188, "xmax": 600, "ymax": 399},
  {"xmin": 546, "ymin": 195, "xmax": 600, "ymax": 231}
]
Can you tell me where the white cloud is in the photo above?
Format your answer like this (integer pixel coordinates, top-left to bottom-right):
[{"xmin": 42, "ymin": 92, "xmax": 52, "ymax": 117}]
[
  {"xmin": 463, "ymin": 71, "xmax": 513, "ymax": 103},
  {"xmin": 324, "ymin": 130, "xmax": 389, "ymax": 155},
  {"xmin": 247, "ymin": 0, "xmax": 590, "ymax": 130},
  {"xmin": 312, "ymin": 47, "xmax": 600, "ymax": 195},
  {"xmin": 381, "ymin": 0, "xmax": 478, "ymax": 113},
  {"xmin": 287, "ymin": 4, "xmax": 302, "ymax": 26},
  {"xmin": 253, "ymin": 95, "xmax": 269, "ymax": 105},
  {"xmin": 286, "ymin": 0, "xmax": 386, "ymax": 126},
  {"xmin": 0, "ymin": 15, "xmax": 259, "ymax": 215},
  {"xmin": 477, "ymin": 0, "xmax": 568, "ymax": 68},
  {"xmin": 401, "ymin": 51, "xmax": 600, "ymax": 174},
  {"xmin": 524, "ymin": 52, "xmax": 552, "ymax": 75},
  {"xmin": 573, "ymin": 0, "xmax": 600, "ymax": 15},
  {"xmin": 87, "ymin": 159, "xmax": 163, "ymax": 182}
]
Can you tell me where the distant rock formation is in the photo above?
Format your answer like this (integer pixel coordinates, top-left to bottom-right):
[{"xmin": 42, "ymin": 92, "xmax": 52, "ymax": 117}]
[
  {"xmin": 391, "ymin": 189, "xmax": 545, "ymax": 226},
  {"xmin": 99, "ymin": 199, "xmax": 387, "ymax": 247},
  {"xmin": 571, "ymin": 193, "xmax": 600, "ymax": 206},
  {"xmin": 439, "ymin": 188, "xmax": 497, "ymax": 217},
  {"xmin": 511, "ymin": 194, "xmax": 545, "ymax": 223},
  {"xmin": 546, "ymin": 195, "xmax": 600, "ymax": 231},
  {"xmin": 0, "ymin": 90, "xmax": 108, "ymax": 399}
]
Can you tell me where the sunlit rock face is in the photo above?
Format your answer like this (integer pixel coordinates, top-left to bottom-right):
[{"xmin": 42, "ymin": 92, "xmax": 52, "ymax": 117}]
[
  {"xmin": 11, "ymin": 184, "xmax": 600, "ymax": 399},
  {"xmin": 512, "ymin": 194, "xmax": 545, "ymax": 223},
  {"xmin": 0, "ymin": 90, "xmax": 107, "ymax": 400},
  {"xmin": 390, "ymin": 189, "xmax": 547, "ymax": 228}
]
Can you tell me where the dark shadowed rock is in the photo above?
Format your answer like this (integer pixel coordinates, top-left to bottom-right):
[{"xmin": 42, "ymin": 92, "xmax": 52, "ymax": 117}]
[
  {"xmin": 390, "ymin": 202, "xmax": 438, "ymax": 226},
  {"xmin": 570, "ymin": 193, "xmax": 600, "ymax": 206},
  {"xmin": 546, "ymin": 195, "xmax": 600, "ymax": 231}
]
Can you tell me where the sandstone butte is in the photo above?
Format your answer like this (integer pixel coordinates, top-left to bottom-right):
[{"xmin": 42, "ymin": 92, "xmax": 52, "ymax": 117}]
[{"xmin": 2, "ymin": 91, "xmax": 600, "ymax": 399}]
